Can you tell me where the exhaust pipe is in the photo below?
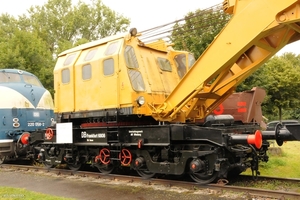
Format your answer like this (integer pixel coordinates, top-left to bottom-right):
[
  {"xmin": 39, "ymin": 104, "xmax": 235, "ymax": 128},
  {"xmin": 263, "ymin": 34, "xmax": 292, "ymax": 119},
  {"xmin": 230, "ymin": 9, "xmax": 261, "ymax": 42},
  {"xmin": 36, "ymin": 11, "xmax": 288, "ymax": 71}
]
[{"xmin": 262, "ymin": 123, "xmax": 300, "ymax": 146}]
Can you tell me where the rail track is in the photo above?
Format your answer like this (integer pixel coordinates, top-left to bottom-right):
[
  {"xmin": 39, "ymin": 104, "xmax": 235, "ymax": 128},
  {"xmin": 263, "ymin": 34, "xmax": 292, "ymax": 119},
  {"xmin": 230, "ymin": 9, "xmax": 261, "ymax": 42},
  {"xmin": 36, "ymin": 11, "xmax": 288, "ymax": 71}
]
[
  {"xmin": 0, "ymin": 163, "xmax": 300, "ymax": 199},
  {"xmin": 234, "ymin": 174, "xmax": 300, "ymax": 185}
]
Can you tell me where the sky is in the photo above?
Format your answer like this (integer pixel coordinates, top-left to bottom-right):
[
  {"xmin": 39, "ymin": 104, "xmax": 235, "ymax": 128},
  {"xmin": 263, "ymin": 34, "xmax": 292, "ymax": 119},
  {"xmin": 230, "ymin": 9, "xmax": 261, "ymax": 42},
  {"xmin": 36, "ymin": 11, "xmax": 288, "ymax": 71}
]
[{"xmin": 0, "ymin": 0, "xmax": 299, "ymax": 55}]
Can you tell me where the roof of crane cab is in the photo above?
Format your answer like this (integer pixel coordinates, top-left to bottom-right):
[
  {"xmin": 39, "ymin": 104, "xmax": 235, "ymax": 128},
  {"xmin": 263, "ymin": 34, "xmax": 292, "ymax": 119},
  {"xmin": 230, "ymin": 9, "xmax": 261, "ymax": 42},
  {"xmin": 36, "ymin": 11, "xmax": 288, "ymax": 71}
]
[
  {"xmin": 140, "ymin": 39, "xmax": 171, "ymax": 52},
  {"xmin": 58, "ymin": 31, "xmax": 171, "ymax": 56},
  {"xmin": 58, "ymin": 32, "xmax": 128, "ymax": 56}
]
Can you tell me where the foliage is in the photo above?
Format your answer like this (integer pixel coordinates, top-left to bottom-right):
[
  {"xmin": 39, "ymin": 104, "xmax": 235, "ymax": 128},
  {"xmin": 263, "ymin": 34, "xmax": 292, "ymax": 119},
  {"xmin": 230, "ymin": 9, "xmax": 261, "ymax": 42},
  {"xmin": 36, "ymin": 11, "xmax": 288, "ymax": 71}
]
[
  {"xmin": 0, "ymin": 0, "xmax": 130, "ymax": 92},
  {"xmin": 0, "ymin": 14, "xmax": 54, "ymax": 91},
  {"xmin": 18, "ymin": 0, "xmax": 130, "ymax": 57},
  {"xmin": 237, "ymin": 53, "xmax": 300, "ymax": 120},
  {"xmin": 170, "ymin": 6, "xmax": 230, "ymax": 59}
]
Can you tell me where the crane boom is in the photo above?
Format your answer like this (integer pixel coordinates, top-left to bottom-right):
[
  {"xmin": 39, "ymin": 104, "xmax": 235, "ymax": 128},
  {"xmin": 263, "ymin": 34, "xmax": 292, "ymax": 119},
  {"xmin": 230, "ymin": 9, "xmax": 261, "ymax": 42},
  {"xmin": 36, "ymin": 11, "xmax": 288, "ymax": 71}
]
[{"xmin": 152, "ymin": 0, "xmax": 300, "ymax": 122}]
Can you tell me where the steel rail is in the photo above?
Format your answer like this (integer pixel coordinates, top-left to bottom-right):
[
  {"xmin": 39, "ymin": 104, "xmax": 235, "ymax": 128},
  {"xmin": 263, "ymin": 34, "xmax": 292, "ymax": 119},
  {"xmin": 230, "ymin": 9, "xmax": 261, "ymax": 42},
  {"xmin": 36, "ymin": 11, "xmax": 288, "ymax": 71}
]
[{"xmin": 1, "ymin": 164, "xmax": 300, "ymax": 199}]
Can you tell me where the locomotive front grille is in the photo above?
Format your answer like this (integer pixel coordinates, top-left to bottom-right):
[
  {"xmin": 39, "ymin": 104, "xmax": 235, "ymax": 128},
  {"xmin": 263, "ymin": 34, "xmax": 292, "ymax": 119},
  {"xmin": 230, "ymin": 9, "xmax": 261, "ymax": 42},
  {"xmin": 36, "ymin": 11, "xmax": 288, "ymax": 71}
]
[
  {"xmin": 0, "ymin": 146, "xmax": 10, "ymax": 151},
  {"xmin": 0, "ymin": 139, "xmax": 14, "ymax": 154}
]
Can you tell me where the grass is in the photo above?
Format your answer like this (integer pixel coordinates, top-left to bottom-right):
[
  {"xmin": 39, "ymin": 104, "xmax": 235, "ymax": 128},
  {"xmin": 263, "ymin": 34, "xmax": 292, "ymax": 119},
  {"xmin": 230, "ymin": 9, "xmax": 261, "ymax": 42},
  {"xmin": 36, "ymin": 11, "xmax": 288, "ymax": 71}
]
[
  {"xmin": 0, "ymin": 187, "xmax": 75, "ymax": 200},
  {"xmin": 243, "ymin": 141, "xmax": 300, "ymax": 178},
  {"xmin": 237, "ymin": 141, "xmax": 300, "ymax": 192}
]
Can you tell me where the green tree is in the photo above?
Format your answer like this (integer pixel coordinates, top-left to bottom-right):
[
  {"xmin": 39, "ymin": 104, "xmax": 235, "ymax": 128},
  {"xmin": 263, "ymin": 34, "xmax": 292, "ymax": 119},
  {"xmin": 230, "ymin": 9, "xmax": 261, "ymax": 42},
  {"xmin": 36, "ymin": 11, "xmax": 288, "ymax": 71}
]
[
  {"xmin": 0, "ymin": 14, "xmax": 17, "ymax": 40},
  {"xmin": 18, "ymin": 0, "xmax": 130, "ymax": 57},
  {"xmin": 0, "ymin": 14, "xmax": 54, "ymax": 91},
  {"xmin": 0, "ymin": 0, "xmax": 130, "ymax": 92},
  {"xmin": 264, "ymin": 54, "xmax": 300, "ymax": 120},
  {"xmin": 238, "ymin": 53, "xmax": 300, "ymax": 120},
  {"xmin": 170, "ymin": 6, "xmax": 230, "ymax": 59}
]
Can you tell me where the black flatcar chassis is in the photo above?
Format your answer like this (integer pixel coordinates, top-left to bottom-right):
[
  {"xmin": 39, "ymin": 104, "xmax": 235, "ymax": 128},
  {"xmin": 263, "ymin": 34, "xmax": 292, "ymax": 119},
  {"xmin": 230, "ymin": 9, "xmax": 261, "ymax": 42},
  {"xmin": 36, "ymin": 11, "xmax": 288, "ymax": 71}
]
[{"xmin": 30, "ymin": 123, "xmax": 275, "ymax": 184}]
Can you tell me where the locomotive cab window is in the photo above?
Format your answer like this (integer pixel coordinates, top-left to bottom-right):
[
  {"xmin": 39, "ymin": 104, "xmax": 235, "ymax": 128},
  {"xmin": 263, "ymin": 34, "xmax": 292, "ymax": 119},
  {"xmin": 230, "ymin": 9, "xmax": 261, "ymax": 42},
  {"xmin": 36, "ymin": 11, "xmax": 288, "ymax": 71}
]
[
  {"xmin": 0, "ymin": 72, "xmax": 21, "ymax": 83},
  {"xmin": 84, "ymin": 49, "xmax": 98, "ymax": 61},
  {"xmin": 174, "ymin": 53, "xmax": 196, "ymax": 79},
  {"xmin": 103, "ymin": 58, "xmax": 114, "ymax": 76},
  {"xmin": 157, "ymin": 57, "xmax": 172, "ymax": 72},
  {"xmin": 124, "ymin": 46, "xmax": 139, "ymax": 69},
  {"xmin": 82, "ymin": 64, "xmax": 92, "ymax": 80},
  {"xmin": 64, "ymin": 53, "xmax": 77, "ymax": 66},
  {"xmin": 62, "ymin": 68, "xmax": 70, "ymax": 83},
  {"xmin": 105, "ymin": 41, "xmax": 120, "ymax": 56},
  {"xmin": 22, "ymin": 74, "xmax": 43, "ymax": 87},
  {"xmin": 124, "ymin": 45, "xmax": 145, "ymax": 91},
  {"xmin": 128, "ymin": 69, "xmax": 145, "ymax": 91},
  {"xmin": 187, "ymin": 53, "xmax": 196, "ymax": 68}
]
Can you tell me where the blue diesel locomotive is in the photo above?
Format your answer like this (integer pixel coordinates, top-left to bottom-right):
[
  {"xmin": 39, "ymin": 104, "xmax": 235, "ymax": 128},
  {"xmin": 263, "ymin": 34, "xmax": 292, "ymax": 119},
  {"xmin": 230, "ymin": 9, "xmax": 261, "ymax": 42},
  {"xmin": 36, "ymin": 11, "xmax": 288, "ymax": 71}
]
[{"xmin": 0, "ymin": 69, "xmax": 54, "ymax": 163}]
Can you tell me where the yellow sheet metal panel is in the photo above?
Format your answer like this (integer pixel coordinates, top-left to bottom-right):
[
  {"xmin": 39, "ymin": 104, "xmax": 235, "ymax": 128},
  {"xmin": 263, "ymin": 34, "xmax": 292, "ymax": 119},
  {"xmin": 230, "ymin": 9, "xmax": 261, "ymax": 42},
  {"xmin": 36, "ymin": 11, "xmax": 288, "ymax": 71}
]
[
  {"xmin": 136, "ymin": 48, "xmax": 180, "ymax": 93},
  {"xmin": 223, "ymin": 0, "xmax": 235, "ymax": 14},
  {"xmin": 54, "ymin": 51, "xmax": 81, "ymax": 113},
  {"xmin": 132, "ymin": 92, "xmax": 168, "ymax": 116},
  {"xmin": 74, "ymin": 45, "xmax": 106, "ymax": 111},
  {"xmin": 141, "ymin": 51, "xmax": 166, "ymax": 93},
  {"xmin": 143, "ymin": 39, "xmax": 169, "ymax": 52},
  {"xmin": 98, "ymin": 54, "xmax": 119, "ymax": 108},
  {"xmin": 53, "ymin": 57, "xmax": 64, "ymax": 113},
  {"xmin": 118, "ymin": 54, "xmax": 135, "ymax": 107}
]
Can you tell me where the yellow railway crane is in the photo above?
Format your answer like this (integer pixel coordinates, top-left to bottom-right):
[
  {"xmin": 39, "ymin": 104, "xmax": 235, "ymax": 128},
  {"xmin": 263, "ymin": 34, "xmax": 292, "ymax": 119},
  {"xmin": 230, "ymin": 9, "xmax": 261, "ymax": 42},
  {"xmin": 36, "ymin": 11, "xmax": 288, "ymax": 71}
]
[
  {"xmin": 55, "ymin": 0, "xmax": 300, "ymax": 124},
  {"xmin": 35, "ymin": 0, "xmax": 300, "ymax": 184}
]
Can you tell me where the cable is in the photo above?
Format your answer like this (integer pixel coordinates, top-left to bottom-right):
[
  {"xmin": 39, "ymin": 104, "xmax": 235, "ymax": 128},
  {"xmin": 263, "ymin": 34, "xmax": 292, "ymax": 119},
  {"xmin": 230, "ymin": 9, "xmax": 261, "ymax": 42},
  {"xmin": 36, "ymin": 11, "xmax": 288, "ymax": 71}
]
[{"xmin": 137, "ymin": 3, "xmax": 228, "ymax": 43}]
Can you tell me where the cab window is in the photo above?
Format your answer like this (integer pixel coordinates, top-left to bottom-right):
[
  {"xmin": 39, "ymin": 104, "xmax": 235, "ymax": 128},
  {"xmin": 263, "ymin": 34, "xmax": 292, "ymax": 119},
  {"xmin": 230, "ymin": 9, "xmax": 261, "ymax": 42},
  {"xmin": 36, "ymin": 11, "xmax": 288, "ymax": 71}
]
[
  {"xmin": 62, "ymin": 68, "xmax": 70, "ymax": 83},
  {"xmin": 103, "ymin": 58, "xmax": 114, "ymax": 76},
  {"xmin": 105, "ymin": 41, "xmax": 120, "ymax": 56},
  {"xmin": 128, "ymin": 69, "xmax": 145, "ymax": 91},
  {"xmin": 124, "ymin": 46, "xmax": 139, "ymax": 69},
  {"xmin": 85, "ymin": 49, "xmax": 98, "ymax": 61},
  {"xmin": 124, "ymin": 45, "xmax": 145, "ymax": 91},
  {"xmin": 174, "ymin": 54, "xmax": 186, "ymax": 79},
  {"xmin": 0, "ymin": 72, "xmax": 21, "ymax": 83},
  {"xmin": 82, "ymin": 64, "xmax": 92, "ymax": 80},
  {"xmin": 188, "ymin": 53, "xmax": 196, "ymax": 68},
  {"xmin": 22, "ymin": 74, "xmax": 43, "ymax": 87},
  {"xmin": 174, "ymin": 53, "xmax": 196, "ymax": 79},
  {"xmin": 64, "ymin": 54, "xmax": 77, "ymax": 66},
  {"xmin": 157, "ymin": 57, "xmax": 172, "ymax": 72}
]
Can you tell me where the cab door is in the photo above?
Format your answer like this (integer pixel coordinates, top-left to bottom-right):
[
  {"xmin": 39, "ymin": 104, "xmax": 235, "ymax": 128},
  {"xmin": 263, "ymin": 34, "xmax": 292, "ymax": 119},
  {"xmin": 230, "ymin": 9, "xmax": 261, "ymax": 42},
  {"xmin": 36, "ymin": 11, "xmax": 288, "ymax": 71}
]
[
  {"xmin": 73, "ymin": 40, "xmax": 122, "ymax": 112},
  {"xmin": 99, "ymin": 40, "xmax": 122, "ymax": 108},
  {"xmin": 54, "ymin": 52, "xmax": 81, "ymax": 113}
]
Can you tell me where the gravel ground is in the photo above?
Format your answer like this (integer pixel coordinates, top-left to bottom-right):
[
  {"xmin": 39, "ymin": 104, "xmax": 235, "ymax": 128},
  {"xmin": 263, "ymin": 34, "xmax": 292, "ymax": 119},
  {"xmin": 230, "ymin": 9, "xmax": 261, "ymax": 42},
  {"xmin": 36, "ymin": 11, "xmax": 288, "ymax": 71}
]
[{"xmin": 0, "ymin": 168, "xmax": 267, "ymax": 200}]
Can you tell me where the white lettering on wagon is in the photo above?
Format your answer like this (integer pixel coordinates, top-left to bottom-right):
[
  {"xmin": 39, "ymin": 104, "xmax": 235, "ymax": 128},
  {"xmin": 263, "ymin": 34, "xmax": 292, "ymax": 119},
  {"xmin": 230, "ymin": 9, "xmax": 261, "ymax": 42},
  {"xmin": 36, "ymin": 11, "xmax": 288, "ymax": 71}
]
[
  {"xmin": 81, "ymin": 131, "xmax": 106, "ymax": 139},
  {"xmin": 129, "ymin": 130, "xmax": 143, "ymax": 137},
  {"xmin": 27, "ymin": 122, "xmax": 45, "ymax": 127}
]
